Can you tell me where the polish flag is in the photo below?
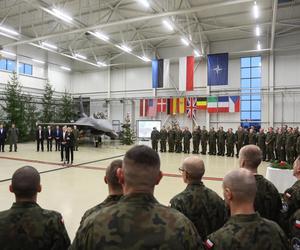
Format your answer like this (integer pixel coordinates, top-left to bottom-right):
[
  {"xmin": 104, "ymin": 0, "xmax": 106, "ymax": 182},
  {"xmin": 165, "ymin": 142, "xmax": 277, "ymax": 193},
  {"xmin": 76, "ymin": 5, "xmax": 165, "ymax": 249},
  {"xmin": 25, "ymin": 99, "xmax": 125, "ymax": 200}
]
[{"xmin": 179, "ymin": 56, "xmax": 194, "ymax": 91}]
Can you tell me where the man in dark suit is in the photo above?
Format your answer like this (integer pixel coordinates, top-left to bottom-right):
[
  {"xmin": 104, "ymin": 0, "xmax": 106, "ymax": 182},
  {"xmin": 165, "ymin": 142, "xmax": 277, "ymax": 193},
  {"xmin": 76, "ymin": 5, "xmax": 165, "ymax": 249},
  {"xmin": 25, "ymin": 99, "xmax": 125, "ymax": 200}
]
[
  {"xmin": 60, "ymin": 126, "xmax": 67, "ymax": 163},
  {"xmin": 46, "ymin": 126, "xmax": 53, "ymax": 152},
  {"xmin": 0, "ymin": 123, "xmax": 6, "ymax": 152},
  {"xmin": 54, "ymin": 126, "xmax": 61, "ymax": 151},
  {"xmin": 36, "ymin": 126, "xmax": 44, "ymax": 152},
  {"xmin": 66, "ymin": 127, "xmax": 75, "ymax": 165}
]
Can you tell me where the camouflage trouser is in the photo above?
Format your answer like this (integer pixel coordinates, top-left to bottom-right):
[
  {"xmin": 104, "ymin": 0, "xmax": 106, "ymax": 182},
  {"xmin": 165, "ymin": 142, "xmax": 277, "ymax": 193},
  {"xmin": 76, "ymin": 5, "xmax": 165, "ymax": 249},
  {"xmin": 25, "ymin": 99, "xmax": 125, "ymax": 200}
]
[
  {"xmin": 276, "ymin": 147, "xmax": 285, "ymax": 161},
  {"xmin": 226, "ymin": 143, "xmax": 234, "ymax": 156},
  {"xmin": 201, "ymin": 141, "xmax": 207, "ymax": 154},
  {"xmin": 175, "ymin": 141, "xmax": 182, "ymax": 153},
  {"xmin": 193, "ymin": 140, "xmax": 199, "ymax": 153},
  {"xmin": 287, "ymin": 148, "xmax": 295, "ymax": 164},
  {"xmin": 258, "ymin": 145, "xmax": 266, "ymax": 160},
  {"xmin": 236, "ymin": 143, "xmax": 243, "ymax": 157},
  {"xmin": 183, "ymin": 141, "xmax": 190, "ymax": 153},
  {"xmin": 218, "ymin": 142, "xmax": 225, "ymax": 155},
  {"xmin": 160, "ymin": 140, "xmax": 167, "ymax": 152},
  {"xmin": 266, "ymin": 145, "xmax": 275, "ymax": 161},
  {"xmin": 152, "ymin": 140, "xmax": 158, "ymax": 152},
  {"xmin": 168, "ymin": 140, "xmax": 174, "ymax": 152},
  {"xmin": 209, "ymin": 142, "xmax": 216, "ymax": 155}
]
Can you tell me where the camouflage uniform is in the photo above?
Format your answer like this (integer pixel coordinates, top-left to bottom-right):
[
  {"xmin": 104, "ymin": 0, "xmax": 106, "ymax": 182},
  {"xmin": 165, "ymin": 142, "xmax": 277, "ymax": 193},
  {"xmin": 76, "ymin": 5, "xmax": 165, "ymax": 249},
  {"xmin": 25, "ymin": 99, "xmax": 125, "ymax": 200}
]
[
  {"xmin": 73, "ymin": 128, "xmax": 80, "ymax": 151},
  {"xmin": 201, "ymin": 129, "xmax": 209, "ymax": 154},
  {"xmin": 235, "ymin": 130, "xmax": 244, "ymax": 157},
  {"xmin": 175, "ymin": 129, "xmax": 183, "ymax": 153},
  {"xmin": 192, "ymin": 129, "xmax": 201, "ymax": 154},
  {"xmin": 254, "ymin": 175, "xmax": 282, "ymax": 223},
  {"xmin": 226, "ymin": 132, "xmax": 235, "ymax": 157},
  {"xmin": 288, "ymin": 209, "xmax": 300, "ymax": 248},
  {"xmin": 282, "ymin": 180, "xmax": 300, "ymax": 226},
  {"xmin": 216, "ymin": 130, "xmax": 226, "ymax": 156},
  {"xmin": 248, "ymin": 132, "xmax": 257, "ymax": 145},
  {"xmin": 183, "ymin": 130, "xmax": 192, "ymax": 153},
  {"xmin": 168, "ymin": 128, "xmax": 176, "ymax": 153},
  {"xmin": 294, "ymin": 130, "xmax": 299, "ymax": 160},
  {"xmin": 170, "ymin": 183, "xmax": 226, "ymax": 240},
  {"xmin": 297, "ymin": 136, "xmax": 300, "ymax": 157},
  {"xmin": 150, "ymin": 129, "xmax": 160, "ymax": 152},
  {"xmin": 266, "ymin": 131, "xmax": 276, "ymax": 161},
  {"xmin": 159, "ymin": 128, "xmax": 168, "ymax": 152},
  {"xmin": 257, "ymin": 132, "xmax": 266, "ymax": 161},
  {"xmin": 208, "ymin": 130, "xmax": 217, "ymax": 155},
  {"xmin": 243, "ymin": 130, "xmax": 249, "ymax": 146},
  {"xmin": 286, "ymin": 132, "xmax": 295, "ymax": 164},
  {"xmin": 205, "ymin": 213, "xmax": 289, "ymax": 250},
  {"xmin": 79, "ymin": 194, "xmax": 123, "ymax": 226},
  {"xmin": 276, "ymin": 133, "xmax": 285, "ymax": 161},
  {"xmin": 71, "ymin": 193, "xmax": 203, "ymax": 250},
  {"xmin": 0, "ymin": 202, "xmax": 70, "ymax": 250}
]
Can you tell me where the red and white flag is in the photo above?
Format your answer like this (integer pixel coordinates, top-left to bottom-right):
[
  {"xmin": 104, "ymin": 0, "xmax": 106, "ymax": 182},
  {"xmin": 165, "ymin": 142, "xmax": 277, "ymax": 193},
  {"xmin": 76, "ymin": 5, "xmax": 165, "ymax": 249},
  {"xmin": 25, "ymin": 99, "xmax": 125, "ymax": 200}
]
[
  {"xmin": 147, "ymin": 99, "xmax": 157, "ymax": 117},
  {"xmin": 157, "ymin": 98, "xmax": 167, "ymax": 112},
  {"xmin": 139, "ymin": 99, "xmax": 148, "ymax": 117},
  {"xmin": 179, "ymin": 56, "xmax": 194, "ymax": 91}
]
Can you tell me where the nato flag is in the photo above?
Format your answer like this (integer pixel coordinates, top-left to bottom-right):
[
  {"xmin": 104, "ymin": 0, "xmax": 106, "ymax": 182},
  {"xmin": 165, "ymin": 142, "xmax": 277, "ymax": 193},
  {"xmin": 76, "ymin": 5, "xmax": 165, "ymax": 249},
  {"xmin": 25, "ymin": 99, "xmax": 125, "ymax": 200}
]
[{"xmin": 207, "ymin": 53, "xmax": 228, "ymax": 86}]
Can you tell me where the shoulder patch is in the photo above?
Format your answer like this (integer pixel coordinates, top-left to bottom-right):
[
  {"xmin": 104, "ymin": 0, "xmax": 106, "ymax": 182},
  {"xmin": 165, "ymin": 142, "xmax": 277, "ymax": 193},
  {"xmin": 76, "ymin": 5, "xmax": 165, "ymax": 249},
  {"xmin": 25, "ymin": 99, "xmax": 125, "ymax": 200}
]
[
  {"xmin": 205, "ymin": 239, "xmax": 214, "ymax": 249},
  {"xmin": 286, "ymin": 192, "xmax": 292, "ymax": 198},
  {"xmin": 295, "ymin": 220, "xmax": 300, "ymax": 229},
  {"xmin": 291, "ymin": 237, "xmax": 300, "ymax": 250}
]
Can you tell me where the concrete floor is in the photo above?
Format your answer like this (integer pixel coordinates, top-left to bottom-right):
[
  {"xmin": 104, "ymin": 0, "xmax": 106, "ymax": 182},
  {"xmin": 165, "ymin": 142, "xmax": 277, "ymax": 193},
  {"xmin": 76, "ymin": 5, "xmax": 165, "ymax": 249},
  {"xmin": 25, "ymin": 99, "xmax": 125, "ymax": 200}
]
[{"xmin": 0, "ymin": 140, "xmax": 269, "ymax": 240}]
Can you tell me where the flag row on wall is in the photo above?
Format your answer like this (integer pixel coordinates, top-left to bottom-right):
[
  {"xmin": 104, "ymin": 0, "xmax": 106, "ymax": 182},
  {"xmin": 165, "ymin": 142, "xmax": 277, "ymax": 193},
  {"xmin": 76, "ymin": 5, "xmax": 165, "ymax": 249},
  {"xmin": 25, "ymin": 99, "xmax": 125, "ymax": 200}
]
[
  {"xmin": 152, "ymin": 53, "xmax": 229, "ymax": 90},
  {"xmin": 139, "ymin": 96, "xmax": 240, "ymax": 118}
]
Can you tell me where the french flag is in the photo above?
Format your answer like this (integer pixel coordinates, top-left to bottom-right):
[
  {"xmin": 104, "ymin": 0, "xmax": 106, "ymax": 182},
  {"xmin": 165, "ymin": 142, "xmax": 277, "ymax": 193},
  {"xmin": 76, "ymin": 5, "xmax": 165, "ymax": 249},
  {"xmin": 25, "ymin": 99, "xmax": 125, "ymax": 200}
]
[
  {"xmin": 229, "ymin": 96, "xmax": 240, "ymax": 112},
  {"xmin": 179, "ymin": 56, "xmax": 194, "ymax": 91},
  {"xmin": 217, "ymin": 96, "xmax": 229, "ymax": 112}
]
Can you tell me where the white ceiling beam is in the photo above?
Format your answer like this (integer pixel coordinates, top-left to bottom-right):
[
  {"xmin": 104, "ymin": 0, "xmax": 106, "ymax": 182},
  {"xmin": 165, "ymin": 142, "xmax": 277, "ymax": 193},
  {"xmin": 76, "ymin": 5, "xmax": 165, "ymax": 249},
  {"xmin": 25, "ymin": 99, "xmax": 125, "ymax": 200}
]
[{"xmin": 270, "ymin": 0, "xmax": 278, "ymax": 51}]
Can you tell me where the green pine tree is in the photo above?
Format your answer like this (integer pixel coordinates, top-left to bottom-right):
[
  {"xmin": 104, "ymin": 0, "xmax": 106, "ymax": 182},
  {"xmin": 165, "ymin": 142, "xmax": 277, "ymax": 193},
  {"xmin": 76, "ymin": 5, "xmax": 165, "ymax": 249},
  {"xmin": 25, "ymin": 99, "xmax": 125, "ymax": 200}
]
[
  {"xmin": 57, "ymin": 90, "xmax": 75, "ymax": 122},
  {"xmin": 23, "ymin": 94, "xmax": 39, "ymax": 140},
  {"xmin": 41, "ymin": 80, "xmax": 55, "ymax": 122},
  {"xmin": 121, "ymin": 118, "xmax": 134, "ymax": 145}
]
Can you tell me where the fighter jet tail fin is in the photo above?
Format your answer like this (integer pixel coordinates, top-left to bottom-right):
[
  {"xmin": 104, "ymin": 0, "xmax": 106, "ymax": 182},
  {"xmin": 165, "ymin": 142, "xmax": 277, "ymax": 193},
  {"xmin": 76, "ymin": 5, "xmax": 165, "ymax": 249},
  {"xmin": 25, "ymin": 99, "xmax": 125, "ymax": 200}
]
[{"xmin": 79, "ymin": 96, "xmax": 88, "ymax": 118}]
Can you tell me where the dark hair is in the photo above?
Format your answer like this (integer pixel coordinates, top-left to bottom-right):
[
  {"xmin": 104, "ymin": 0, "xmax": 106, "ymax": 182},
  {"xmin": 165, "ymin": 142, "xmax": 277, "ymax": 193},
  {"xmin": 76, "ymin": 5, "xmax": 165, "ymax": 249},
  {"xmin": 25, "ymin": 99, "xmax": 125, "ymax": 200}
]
[
  {"xmin": 106, "ymin": 159, "xmax": 123, "ymax": 188},
  {"xmin": 11, "ymin": 166, "xmax": 40, "ymax": 198}
]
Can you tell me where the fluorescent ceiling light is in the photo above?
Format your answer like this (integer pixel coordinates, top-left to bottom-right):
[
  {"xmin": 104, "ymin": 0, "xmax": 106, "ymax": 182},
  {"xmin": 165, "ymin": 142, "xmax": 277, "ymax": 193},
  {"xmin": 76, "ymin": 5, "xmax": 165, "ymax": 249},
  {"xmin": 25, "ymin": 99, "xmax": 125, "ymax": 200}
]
[
  {"xmin": 51, "ymin": 8, "xmax": 73, "ymax": 23},
  {"xmin": 90, "ymin": 31, "xmax": 109, "ymax": 41},
  {"xmin": 255, "ymin": 26, "xmax": 260, "ymax": 36},
  {"xmin": 97, "ymin": 61, "xmax": 107, "ymax": 67},
  {"xmin": 257, "ymin": 41, "xmax": 261, "ymax": 50},
  {"xmin": 74, "ymin": 53, "xmax": 87, "ymax": 60},
  {"xmin": 60, "ymin": 66, "xmax": 71, "ymax": 71},
  {"xmin": 181, "ymin": 37, "xmax": 190, "ymax": 46},
  {"xmin": 253, "ymin": 2, "xmax": 259, "ymax": 19},
  {"xmin": 138, "ymin": 55, "xmax": 151, "ymax": 62},
  {"xmin": 139, "ymin": 0, "xmax": 150, "ymax": 8},
  {"xmin": 162, "ymin": 20, "xmax": 174, "ymax": 31},
  {"xmin": 194, "ymin": 50, "xmax": 201, "ymax": 57},
  {"xmin": 1, "ymin": 50, "xmax": 16, "ymax": 57},
  {"xmin": 117, "ymin": 44, "xmax": 132, "ymax": 53},
  {"xmin": 32, "ymin": 59, "xmax": 45, "ymax": 64},
  {"xmin": 41, "ymin": 41, "xmax": 58, "ymax": 50},
  {"xmin": 0, "ymin": 26, "xmax": 19, "ymax": 36}
]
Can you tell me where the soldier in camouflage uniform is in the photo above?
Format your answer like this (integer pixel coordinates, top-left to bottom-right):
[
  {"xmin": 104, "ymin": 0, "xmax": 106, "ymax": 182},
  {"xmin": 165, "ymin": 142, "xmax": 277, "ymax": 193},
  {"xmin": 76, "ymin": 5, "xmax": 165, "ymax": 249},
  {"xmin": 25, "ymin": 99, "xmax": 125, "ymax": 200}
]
[
  {"xmin": 216, "ymin": 127, "xmax": 226, "ymax": 156},
  {"xmin": 73, "ymin": 125, "xmax": 80, "ymax": 151},
  {"xmin": 265, "ymin": 127, "xmax": 276, "ymax": 161},
  {"xmin": 205, "ymin": 169, "xmax": 289, "ymax": 250},
  {"xmin": 248, "ymin": 128, "xmax": 257, "ymax": 145},
  {"xmin": 192, "ymin": 126, "xmax": 201, "ymax": 154},
  {"xmin": 257, "ymin": 128, "xmax": 266, "ymax": 161},
  {"xmin": 294, "ymin": 127, "xmax": 299, "ymax": 160},
  {"xmin": 235, "ymin": 126, "xmax": 244, "ymax": 158},
  {"xmin": 159, "ymin": 126, "xmax": 168, "ymax": 152},
  {"xmin": 0, "ymin": 166, "xmax": 70, "ymax": 250},
  {"xmin": 297, "ymin": 136, "xmax": 300, "ymax": 157},
  {"xmin": 183, "ymin": 127, "xmax": 192, "ymax": 154},
  {"xmin": 201, "ymin": 126, "xmax": 209, "ymax": 155},
  {"xmin": 208, "ymin": 127, "xmax": 217, "ymax": 155},
  {"xmin": 286, "ymin": 127, "xmax": 295, "ymax": 164},
  {"xmin": 175, "ymin": 126, "xmax": 183, "ymax": 153},
  {"xmin": 78, "ymin": 159, "xmax": 123, "ymax": 226},
  {"xmin": 275, "ymin": 128, "xmax": 285, "ymax": 161},
  {"xmin": 167, "ymin": 126, "xmax": 176, "ymax": 153},
  {"xmin": 288, "ymin": 208, "xmax": 300, "ymax": 249},
  {"xmin": 239, "ymin": 145, "xmax": 282, "ymax": 223},
  {"xmin": 243, "ymin": 128, "xmax": 249, "ymax": 146},
  {"xmin": 71, "ymin": 145, "xmax": 203, "ymax": 250},
  {"xmin": 170, "ymin": 156, "xmax": 226, "ymax": 240},
  {"xmin": 226, "ymin": 128, "xmax": 235, "ymax": 157},
  {"xmin": 150, "ymin": 127, "xmax": 160, "ymax": 152}
]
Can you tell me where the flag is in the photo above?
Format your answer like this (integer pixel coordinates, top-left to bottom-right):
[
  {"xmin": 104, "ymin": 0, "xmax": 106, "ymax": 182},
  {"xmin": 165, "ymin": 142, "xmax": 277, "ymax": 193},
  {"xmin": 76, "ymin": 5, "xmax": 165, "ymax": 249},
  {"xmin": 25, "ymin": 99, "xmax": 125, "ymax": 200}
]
[
  {"xmin": 152, "ymin": 59, "xmax": 170, "ymax": 88},
  {"xmin": 207, "ymin": 96, "xmax": 218, "ymax": 113},
  {"xmin": 167, "ymin": 98, "xmax": 175, "ymax": 115},
  {"xmin": 177, "ymin": 97, "xmax": 186, "ymax": 114},
  {"xmin": 139, "ymin": 99, "xmax": 148, "ymax": 117},
  {"xmin": 172, "ymin": 98, "xmax": 177, "ymax": 115},
  {"xmin": 148, "ymin": 99, "xmax": 157, "ymax": 117},
  {"xmin": 196, "ymin": 97, "xmax": 207, "ymax": 110},
  {"xmin": 207, "ymin": 53, "xmax": 228, "ymax": 86},
  {"xmin": 186, "ymin": 97, "xmax": 197, "ymax": 119},
  {"xmin": 217, "ymin": 96, "xmax": 229, "ymax": 112},
  {"xmin": 157, "ymin": 98, "xmax": 167, "ymax": 112},
  {"xmin": 179, "ymin": 56, "xmax": 194, "ymax": 91},
  {"xmin": 229, "ymin": 96, "xmax": 240, "ymax": 112}
]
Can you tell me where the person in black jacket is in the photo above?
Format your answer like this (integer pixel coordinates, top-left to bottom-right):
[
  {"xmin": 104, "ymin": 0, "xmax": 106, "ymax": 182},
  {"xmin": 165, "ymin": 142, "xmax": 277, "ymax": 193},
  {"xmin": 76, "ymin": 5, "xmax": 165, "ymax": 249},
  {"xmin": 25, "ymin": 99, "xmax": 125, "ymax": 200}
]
[
  {"xmin": 35, "ymin": 126, "xmax": 44, "ymax": 152},
  {"xmin": 60, "ymin": 126, "xmax": 67, "ymax": 163},
  {"xmin": 65, "ymin": 127, "xmax": 75, "ymax": 165},
  {"xmin": 54, "ymin": 125, "xmax": 61, "ymax": 151},
  {"xmin": 0, "ymin": 123, "xmax": 6, "ymax": 152},
  {"xmin": 45, "ymin": 126, "xmax": 53, "ymax": 152}
]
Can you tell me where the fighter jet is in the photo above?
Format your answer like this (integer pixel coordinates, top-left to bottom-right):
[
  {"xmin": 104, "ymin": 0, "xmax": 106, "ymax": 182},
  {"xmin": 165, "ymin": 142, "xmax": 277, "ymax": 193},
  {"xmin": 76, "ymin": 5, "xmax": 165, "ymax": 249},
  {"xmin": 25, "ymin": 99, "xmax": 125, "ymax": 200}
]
[{"xmin": 38, "ymin": 97, "xmax": 117, "ymax": 146}]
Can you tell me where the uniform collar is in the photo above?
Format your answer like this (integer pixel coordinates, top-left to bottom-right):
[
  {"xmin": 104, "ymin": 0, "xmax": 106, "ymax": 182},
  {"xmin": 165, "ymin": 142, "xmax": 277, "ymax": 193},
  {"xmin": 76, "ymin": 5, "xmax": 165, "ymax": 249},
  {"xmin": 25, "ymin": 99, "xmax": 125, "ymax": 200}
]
[
  {"xmin": 186, "ymin": 182, "xmax": 204, "ymax": 189},
  {"xmin": 120, "ymin": 193, "xmax": 158, "ymax": 204},
  {"xmin": 228, "ymin": 212, "xmax": 260, "ymax": 223},
  {"xmin": 11, "ymin": 201, "xmax": 39, "ymax": 209}
]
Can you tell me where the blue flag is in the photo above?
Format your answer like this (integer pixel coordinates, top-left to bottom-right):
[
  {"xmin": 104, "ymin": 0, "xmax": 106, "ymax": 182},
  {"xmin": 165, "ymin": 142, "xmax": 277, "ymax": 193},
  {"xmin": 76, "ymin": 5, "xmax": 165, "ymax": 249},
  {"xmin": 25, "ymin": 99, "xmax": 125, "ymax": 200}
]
[
  {"xmin": 207, "ymin": 53, "xmax": 228, "ymax": 86},
  {"xmin": 152, "ymin": 59, "xmax": 164, "ymax": 88}
]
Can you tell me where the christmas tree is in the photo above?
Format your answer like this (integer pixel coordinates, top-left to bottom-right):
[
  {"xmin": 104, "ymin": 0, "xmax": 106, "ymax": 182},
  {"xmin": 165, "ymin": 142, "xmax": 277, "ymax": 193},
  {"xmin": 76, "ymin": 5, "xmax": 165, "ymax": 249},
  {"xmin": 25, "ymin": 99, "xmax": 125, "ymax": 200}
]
[
  {"xmin": 23, "ymin": 94, "xmax": 39, "ymax": 140},
  {"xmin": 57, "ymin": 90, "xmax": 75, "ymax": 122},
  {"xmin": 121, "ymin": 113, "xmax": 134, "ymax": 145},
  {"xmin": 41, "ymin": 80, "xmax": 55, "ymax": 122}
]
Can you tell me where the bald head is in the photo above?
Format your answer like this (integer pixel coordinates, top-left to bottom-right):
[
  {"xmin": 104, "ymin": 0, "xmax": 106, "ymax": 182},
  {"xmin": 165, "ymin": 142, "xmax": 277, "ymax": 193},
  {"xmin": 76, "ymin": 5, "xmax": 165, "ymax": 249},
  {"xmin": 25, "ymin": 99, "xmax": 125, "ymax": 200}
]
[
  {"xmin": 239, "ymin": 145, "xmax": 262, "ymax": 171},
  {"xmin": 123, "ymin": 145, "xmax": 161, "ymax": 189},
  {"xmin": 223, "ymin": 169, "xmax": 257, "ymax": 204},
  {"xmin": 11, "ymin": 166, "xmax": 41, "ymax": 199},
  {"xmin": 105, "ymin": 159, "xmax": 122, "ymax": 190},
  {"xmin": 182, "ymin": 156, "xmax": 205, "ymax": 182}
]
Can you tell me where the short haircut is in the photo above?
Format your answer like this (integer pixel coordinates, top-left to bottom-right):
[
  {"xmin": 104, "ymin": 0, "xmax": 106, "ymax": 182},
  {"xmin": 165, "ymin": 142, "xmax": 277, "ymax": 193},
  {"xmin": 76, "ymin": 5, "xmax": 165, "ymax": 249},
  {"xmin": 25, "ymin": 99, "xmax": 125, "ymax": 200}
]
[
  {"xmin": 123, "ymin": 145, "xmax": 160, "ymax": 188},
  {"xmin": 182, "ymin": 157, "xmax": 205, "ymax": 181},
  {"xmin": 11, "ymin": 166, "xmax": 40, "ymax": 198},
  {"xmin": 223, "ymin": 169, "xmax": 257, "ymax": 203},
  {"xmin": 239, "ymin": 145, "xmax": 262, "ymax": 170},
  {"xmin": 106, "ymin": 159, "xmax": 122, "ymax": 189}
]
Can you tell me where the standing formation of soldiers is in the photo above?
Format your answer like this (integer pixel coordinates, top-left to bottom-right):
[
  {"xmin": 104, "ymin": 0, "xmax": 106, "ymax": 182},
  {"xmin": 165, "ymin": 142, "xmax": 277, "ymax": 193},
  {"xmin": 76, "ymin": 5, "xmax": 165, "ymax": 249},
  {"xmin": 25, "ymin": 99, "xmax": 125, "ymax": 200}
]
[{"xmin": 151, "ymin": 124, "xmax": 300, "ymax": 162}]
